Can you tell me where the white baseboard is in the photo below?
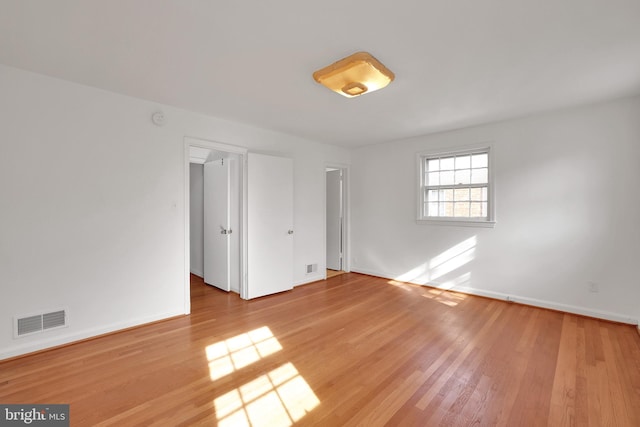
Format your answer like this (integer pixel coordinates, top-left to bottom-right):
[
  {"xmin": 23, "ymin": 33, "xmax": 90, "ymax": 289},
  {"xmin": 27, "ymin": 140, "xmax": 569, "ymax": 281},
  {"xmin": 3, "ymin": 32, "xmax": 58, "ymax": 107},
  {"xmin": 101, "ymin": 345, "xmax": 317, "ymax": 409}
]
[
  {"xmin": 351, "ymin": 267, "xmax": 393, "ymax": 280},
  {"xmin": 294, "ymin": 274, "xmax": 325, "ymax": 287},
  {"xmin": 351, "ymin": 268, "xmax": 638, "ymax": 325},
  {"xmin": 0, "ymin": 310, "xmax": 184, "ymax": 361}
]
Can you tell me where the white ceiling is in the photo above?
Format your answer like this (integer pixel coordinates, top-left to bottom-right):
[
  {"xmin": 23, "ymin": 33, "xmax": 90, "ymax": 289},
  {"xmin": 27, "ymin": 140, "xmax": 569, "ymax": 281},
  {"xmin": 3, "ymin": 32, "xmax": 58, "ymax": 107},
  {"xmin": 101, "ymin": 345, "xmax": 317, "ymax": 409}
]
[{"xmin": 1, "ymin": 1, "xmax": 639, "ymax": 148}]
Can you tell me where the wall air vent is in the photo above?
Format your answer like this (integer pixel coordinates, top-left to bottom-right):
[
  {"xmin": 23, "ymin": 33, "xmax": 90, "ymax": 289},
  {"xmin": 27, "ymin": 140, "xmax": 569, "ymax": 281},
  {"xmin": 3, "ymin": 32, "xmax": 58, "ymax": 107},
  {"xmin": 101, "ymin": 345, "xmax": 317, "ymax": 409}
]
[
  {"xmin": 17, "ymin": 315, "xmax": 42, "ymax": 336},
  {"xmin": 43, "ymin": 310, "xmax": 66, "ymax": 330},
  {"xmin": 15, "ymin": 309, "xmax": 67, "ymax": 338}
]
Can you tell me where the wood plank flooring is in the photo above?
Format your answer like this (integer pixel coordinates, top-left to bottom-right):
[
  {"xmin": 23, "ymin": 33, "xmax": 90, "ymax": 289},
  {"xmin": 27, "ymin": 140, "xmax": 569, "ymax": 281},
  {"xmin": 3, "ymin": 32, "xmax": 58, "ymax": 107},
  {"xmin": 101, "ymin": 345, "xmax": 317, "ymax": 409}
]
[
  {"xmin": 2, "ymin": 273, "xmax": 640, "ymax": 426},
  {"xmin": 326, "ymin": 269, "xmax": 345, "ymax": 279}
]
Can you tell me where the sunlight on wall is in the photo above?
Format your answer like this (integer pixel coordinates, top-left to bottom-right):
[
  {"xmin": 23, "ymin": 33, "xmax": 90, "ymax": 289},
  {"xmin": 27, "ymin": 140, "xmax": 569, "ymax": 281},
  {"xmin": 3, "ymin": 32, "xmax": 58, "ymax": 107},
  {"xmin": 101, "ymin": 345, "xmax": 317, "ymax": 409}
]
[
  {"xmin": 435, "ymin": 272, "xmax": 471, "ymax": 291},
  {"xmin": 394, "ymin": 264, "xmax": 428, "ymax": 284},
  {"xmin": 393, "ymin": 236, "xmax": 477, "ymax": 284},
  {"xmin": 214, "ymin": 362, "xmax": 320, "ymax": 427},
  {"xmin": 206, "ymin": 326, "xmax": 282, "ymax": 381},
  {"xmin": 428, "ymin": 236, "xmax": 476, "ymax": 280},
  {"xmin": 389, "ymin": 237, "xmax": 477, "ymax": 307}
]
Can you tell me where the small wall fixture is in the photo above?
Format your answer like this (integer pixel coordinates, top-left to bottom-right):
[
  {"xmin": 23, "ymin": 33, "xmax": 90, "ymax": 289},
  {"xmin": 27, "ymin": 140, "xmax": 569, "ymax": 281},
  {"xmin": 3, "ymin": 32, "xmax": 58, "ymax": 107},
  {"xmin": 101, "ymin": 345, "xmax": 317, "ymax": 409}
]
[
  {"xmin": 151, "ymin": 111, "xmax": 166, "ymax": 126},
  {"xmin": 313, "ymin": 52, "xmax": 395, "ymax": 98}
]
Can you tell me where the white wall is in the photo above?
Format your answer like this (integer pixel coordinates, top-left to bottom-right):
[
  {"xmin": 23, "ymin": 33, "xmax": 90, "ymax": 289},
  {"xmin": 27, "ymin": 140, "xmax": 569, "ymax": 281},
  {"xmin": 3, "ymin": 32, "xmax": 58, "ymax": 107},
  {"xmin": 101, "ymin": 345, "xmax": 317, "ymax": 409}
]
[
  {"xmin": 351, "ymin": 96, "xmax": 640, "ymax": 324},
  {"xmin": 0, "ymin": 64, "xmax": 349, "ymax": 359},
  {"xmin": 189, "ymin": 163, "xmax": 204, "ymax": 277}
]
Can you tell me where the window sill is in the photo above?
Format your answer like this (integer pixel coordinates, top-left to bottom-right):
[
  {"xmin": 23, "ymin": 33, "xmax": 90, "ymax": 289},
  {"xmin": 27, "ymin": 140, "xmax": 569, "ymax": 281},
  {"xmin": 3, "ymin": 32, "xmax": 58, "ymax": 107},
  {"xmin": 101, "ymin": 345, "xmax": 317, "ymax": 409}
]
[{"xmin": 416, "ymin": 218, "xmax": 496, "ymax": 228}]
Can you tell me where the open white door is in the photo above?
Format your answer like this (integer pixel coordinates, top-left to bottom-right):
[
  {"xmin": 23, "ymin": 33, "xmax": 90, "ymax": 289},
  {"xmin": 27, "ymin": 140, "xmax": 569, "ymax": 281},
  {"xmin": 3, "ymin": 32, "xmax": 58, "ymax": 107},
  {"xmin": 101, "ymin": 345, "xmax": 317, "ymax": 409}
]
[
  {"xmin": 247, "ymin": 153, "xmax": 293, "ymax": 299},
  {"xmin": 326, "ymin": 169, "xmax": 342, "ymax": 270},
  {"xmin": 204, "ymin": 159, "xmax": 231, "ymax": 291}
]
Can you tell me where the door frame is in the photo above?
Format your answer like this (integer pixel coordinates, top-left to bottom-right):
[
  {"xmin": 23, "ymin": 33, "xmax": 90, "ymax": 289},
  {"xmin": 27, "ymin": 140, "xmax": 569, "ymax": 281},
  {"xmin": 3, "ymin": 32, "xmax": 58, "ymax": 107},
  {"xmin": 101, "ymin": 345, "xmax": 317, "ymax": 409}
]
[
  {"xmin": 184, "ymin": 137, "xmax": 249, "ymax": 314},
  {"xmin": 324, "ymin": 163, "xmax": 350, "ymax": 277}
]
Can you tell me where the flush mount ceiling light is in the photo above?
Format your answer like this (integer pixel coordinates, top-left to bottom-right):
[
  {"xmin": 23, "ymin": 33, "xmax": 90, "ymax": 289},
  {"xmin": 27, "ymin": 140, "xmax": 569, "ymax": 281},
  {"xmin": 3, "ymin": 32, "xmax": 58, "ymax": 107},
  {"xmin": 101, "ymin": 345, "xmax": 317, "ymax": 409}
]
[{"xmin": 313, "ymin": 51, "xmax": 395, "ymax": 98}]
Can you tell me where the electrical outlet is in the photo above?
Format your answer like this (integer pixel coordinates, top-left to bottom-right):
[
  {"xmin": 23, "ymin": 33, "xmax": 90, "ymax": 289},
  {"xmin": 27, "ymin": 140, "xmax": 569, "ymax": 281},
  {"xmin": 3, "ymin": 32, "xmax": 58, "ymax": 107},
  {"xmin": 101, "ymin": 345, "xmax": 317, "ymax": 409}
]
[{"xmin": 588, "ymin": 282, "xmax": 599, "ymax": 293}]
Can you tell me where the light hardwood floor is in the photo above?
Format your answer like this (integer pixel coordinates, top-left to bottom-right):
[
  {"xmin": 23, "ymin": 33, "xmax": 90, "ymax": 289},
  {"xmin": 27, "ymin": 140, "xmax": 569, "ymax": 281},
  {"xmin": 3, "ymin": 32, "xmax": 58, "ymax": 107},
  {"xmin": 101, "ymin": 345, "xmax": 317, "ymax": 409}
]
[
  {"xmin": 326, "ymin": 269, "xmax": 345, "ymax": 279},
  {"xmin": 2, "ymin": 273, "xmax": 640, "ymax": 426}
]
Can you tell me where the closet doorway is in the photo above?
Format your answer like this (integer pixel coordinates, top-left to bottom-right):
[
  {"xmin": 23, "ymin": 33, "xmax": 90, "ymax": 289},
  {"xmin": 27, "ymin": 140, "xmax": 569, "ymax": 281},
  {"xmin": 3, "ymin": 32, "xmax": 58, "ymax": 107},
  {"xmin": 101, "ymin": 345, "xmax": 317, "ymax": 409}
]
[
  {"xmin": 326, "ymin": 166, "xmax": 348, "ymax": 278},
  {"xmin": 184, "ymin": 137, "xmax": 295, "ymax": 312},
  {"xmin": 190, "ymin": 147, "xmax": 242, "ymax": 293}
]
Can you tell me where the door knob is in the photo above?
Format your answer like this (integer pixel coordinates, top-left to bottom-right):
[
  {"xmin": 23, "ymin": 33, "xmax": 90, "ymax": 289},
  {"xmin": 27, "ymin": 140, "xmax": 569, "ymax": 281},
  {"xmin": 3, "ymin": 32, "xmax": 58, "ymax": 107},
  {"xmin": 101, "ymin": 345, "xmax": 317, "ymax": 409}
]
[{"xmin": 288, "ymin": 230, "xmax": 294, "ymax": 235}]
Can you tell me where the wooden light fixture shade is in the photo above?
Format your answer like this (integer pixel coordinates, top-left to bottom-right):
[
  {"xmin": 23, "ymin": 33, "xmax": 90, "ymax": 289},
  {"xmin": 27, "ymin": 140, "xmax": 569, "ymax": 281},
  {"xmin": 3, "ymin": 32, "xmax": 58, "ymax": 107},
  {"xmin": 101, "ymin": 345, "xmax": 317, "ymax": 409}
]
[{"xmin": 313, "ymin": 52, "xmax": 395, "ymax": 98}]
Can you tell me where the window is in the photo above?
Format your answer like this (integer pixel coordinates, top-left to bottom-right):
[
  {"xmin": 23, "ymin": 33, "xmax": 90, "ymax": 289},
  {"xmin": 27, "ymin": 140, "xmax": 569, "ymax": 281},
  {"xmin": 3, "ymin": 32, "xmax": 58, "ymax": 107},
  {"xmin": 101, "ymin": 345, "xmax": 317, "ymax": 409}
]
[{"xmin": 418, "ymin": 146, "xmax": 495, "ymax": 227}]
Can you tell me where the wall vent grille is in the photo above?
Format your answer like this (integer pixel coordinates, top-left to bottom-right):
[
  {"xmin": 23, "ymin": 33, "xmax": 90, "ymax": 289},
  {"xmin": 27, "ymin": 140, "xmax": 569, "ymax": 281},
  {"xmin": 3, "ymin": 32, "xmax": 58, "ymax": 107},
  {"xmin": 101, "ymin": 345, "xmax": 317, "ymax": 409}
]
[
  {"xmin": 17, "ymin": 315, "xmax": 42, "ymax": 336},
  {"xmin": 15, "ymin": 310, "xmax": 67, "ymax": 338},
  {"xmin": 43, "ymin": 310, "xmax": 66, "ymax": 330}
]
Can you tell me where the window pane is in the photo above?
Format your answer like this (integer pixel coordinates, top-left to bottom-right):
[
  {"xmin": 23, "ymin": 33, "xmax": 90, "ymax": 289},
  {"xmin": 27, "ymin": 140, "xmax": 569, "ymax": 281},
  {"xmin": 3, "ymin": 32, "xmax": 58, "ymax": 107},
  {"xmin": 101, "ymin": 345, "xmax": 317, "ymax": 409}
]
[
  {"xmin": 470, "ymin": 187, "xmax": 483, "ymax": 201},
  {"xmin": 454, "ymin": 188, "xmax": 470, "ymax": 201},
  {"xmin": 472, "ymin": 153, "xmax": 488, "ymax": 168},
  {"xmin": 471, "ymin": 168, "xmax": 488, "ymax": 184},
  {"xmin": 470, "ymin": 202, "xmax": 483, "ymax": 217},
  {"xmin": 441, "ymin": 171, "xmax": 454, "ymax": 185},
  {"xmin": 454, "ymin": 202, "xmax": 470, "ymax": 217},
  {"xmin": 454, "ymin": 169, "xmax": 470, "ymax": 184},
  {"xmin": 428, "ymin": 172, "xmax": 440, "ymax": 185},
  {"xmin": 419, "ymin": 150, "xmax": 491, "ymax": 221},
  {"xmin": 455, "ymin": 155, "xmax": 470, "ymax": 169},
  {"xmin": 440, "ymin": 157, "xmax": 454, "ymax": 170},
  {"xmin": 442, "ymin": 202, "xmax": 454, "ymax": 216}
]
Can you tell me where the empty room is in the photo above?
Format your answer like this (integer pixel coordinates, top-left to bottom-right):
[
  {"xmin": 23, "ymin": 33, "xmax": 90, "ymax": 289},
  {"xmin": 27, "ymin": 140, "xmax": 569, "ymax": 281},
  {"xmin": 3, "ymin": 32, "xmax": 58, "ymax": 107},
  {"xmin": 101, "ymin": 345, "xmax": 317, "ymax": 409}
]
[{"xmin": 1, "ymin": 1, "xmax": 639, "ymax": 426}]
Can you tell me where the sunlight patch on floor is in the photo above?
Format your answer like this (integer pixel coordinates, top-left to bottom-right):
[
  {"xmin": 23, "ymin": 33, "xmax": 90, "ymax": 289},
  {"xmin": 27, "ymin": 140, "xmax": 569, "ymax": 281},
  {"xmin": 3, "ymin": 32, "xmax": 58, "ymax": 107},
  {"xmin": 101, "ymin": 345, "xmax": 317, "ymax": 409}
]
[
  {"xmin": 214, "ymin": 362, "xmax": 320, "ymax": 427},
  {"xmin": 206, "ymin": 326, "xmax": 282, "ymax": 381},
  {"xmin": 389, "ymin": 273, "xmax": 470, "ymax": 307},
  {"xmin": 422, "ymin": 287, "xmax": 468, "ymax": 307},
  {"xmin": 386, "ymin": 280, "xmax": 417, "ymax": 291}
]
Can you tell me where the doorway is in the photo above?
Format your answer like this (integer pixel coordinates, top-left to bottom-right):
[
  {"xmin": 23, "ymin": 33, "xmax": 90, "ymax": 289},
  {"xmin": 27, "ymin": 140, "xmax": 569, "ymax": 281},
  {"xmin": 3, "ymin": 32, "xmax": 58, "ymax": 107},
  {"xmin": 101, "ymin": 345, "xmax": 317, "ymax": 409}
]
[
  {"xmin": 184, "ymin": 138, "xmax": 296, "ymax": 312},
  {"xmin": 190, "ymin": 149, "xmax": 242, "ymax": 293},
  {"xmin": 326, "ymin": 166, "xmax": 348, "ymax": 278},
  {"xmin": 184, "ymin": 138, "xmax": 248, "ymax": 312}
]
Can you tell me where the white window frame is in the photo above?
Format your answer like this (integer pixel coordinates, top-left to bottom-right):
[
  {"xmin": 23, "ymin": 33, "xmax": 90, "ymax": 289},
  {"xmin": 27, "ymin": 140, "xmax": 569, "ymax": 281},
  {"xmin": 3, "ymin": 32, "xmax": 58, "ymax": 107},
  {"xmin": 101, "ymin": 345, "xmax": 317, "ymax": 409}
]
[{"xmin": 417, "ymin": 144, "xmax": 496, "ymax": 227}]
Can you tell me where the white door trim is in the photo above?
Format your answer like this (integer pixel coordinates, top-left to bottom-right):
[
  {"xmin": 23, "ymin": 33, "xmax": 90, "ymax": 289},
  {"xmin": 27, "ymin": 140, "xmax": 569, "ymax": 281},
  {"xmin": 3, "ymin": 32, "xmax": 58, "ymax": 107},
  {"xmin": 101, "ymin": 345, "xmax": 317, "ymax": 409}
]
[
  {"xmin": 184, "ymin": 137, "xmax": 249, "ymax": 313},
  {"xmin": 324, "ymin": 163, "xmax": 350, "ymax": 277}
]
